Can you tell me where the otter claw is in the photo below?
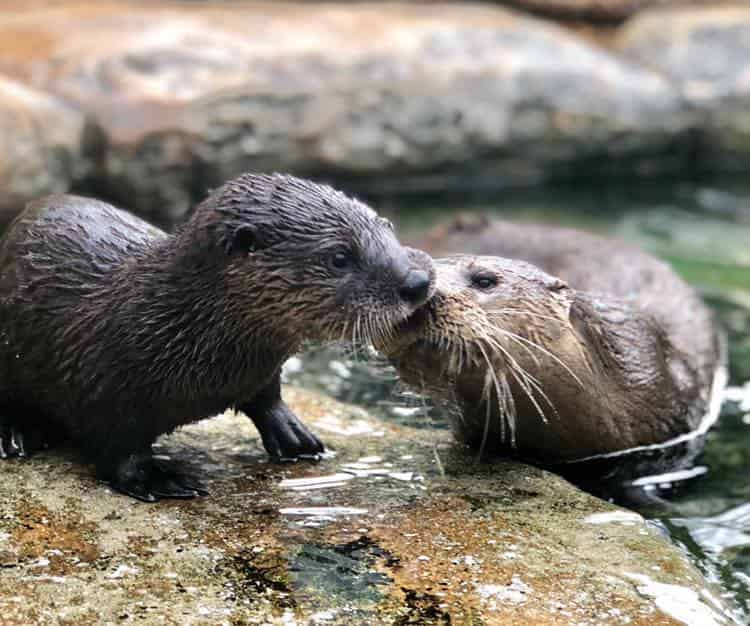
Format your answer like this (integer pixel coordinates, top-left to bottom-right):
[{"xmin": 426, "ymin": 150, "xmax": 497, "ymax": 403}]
[
  {"xmin": 298, "ymin": 452, "xmax": 323, "ymax": 461},
  {"xmin": 106, "ymin": 453, "xmax": 208, "ymax": 502},
  {"xmin": 272, "ymin": 452, "xmax": 322, "ymax": 464},
  {"xmin": 152, "ymin": 460, "xmax": 209, "ymax": 496},
  {"xmin": 253, "ymin": 408, "xmax": 325, "ymax": 461},
  {"xmin": 13, "ymin": 431, "xmax": 26, "ymax": 457}
]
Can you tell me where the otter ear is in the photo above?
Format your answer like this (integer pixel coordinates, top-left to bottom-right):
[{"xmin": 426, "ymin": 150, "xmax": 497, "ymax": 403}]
[{"xmin": 226, "ymin": 225, "xmax": 260, "ymax": 255}]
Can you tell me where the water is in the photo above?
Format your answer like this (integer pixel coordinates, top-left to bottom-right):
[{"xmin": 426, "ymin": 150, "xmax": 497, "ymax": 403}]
[{"xmin": 286, "ymin": 176, "xmax": 750, "ymax": 619}]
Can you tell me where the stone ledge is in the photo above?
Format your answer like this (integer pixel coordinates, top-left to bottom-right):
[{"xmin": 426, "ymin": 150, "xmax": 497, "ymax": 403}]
[{"xmin": 0, "ymin": 387, "xmax": 731, "ymax": 624}]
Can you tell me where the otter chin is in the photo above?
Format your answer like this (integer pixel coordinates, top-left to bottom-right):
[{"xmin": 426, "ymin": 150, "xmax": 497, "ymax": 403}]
[
  {"xmin": 0, "ymin": 173, "xmax": 435, "ymax": 502},
  {"xmin": 379, "ymin": 218, "xmax": 724, "ymax": 473}
]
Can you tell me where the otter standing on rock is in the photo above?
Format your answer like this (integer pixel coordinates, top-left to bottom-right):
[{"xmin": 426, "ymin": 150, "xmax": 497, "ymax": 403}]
[
  {"xmin": 0, "ymin": 173, "xmax": 435, "ymax": 501},
  {"xmin": 381, "ymin": 216, "xmax": 725, "ymax": 483}
]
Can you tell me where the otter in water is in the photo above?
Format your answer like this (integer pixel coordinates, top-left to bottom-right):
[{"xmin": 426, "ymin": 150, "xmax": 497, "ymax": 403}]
[
  {"xmin": 0, "ymin": 173, "xmax": 434, "ymax": 501},
  {"xmin": 380, "ymin": 216, "xmax": 724, "ymax": 477}
]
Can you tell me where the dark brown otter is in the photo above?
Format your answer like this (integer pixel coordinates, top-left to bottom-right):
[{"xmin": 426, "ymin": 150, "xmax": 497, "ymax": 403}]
[
  {"xmin": 0, "ymin": 173, "xmax": 434, "ymax": 501},
  {"xmin": 380, "ymin": 216, "xmax": 724, "ymax": 467}
]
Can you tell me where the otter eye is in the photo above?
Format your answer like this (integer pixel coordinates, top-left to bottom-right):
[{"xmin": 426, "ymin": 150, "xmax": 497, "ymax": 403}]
[
  {"xmin": 331, "ymin": 250, "xmax": 353, "ymax": 270},
  {"xmin": 471, "ymin": 272, "xmax": 497, "ymax": 290},
  {"xmin": 226, "ymin": 225, "xmax": 258, "ymax": 255}
]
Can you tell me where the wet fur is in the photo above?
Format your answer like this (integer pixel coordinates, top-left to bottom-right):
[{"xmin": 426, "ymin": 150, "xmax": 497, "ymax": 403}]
[
  {"xmin": 384, "ymin": 217, "xmax": 720, "ymax": 463},
  {"xmin": 0, "ymin": 173, "xmax": 434, "ymax": 496}
]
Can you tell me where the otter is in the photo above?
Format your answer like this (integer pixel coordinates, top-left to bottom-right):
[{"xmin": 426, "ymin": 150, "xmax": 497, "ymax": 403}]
[
  {"xmin": 0, "ymin": 173, "xmax": 434, "ymax": 502},
  {"xmin": 380, "ymin": 216, "xmax": 725, "ymax": 481}
]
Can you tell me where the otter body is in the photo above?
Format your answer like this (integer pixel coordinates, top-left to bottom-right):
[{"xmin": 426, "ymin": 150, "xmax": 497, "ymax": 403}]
[
  {"xmin": 385, "ymin": 217, "xmax": 723, "ymax": 475},
  {"xmin": 0, "ymin": 174, "xmax": 434, "ymax": 501}
]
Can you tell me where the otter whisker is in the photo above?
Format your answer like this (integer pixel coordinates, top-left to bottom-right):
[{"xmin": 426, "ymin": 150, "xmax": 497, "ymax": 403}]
[
  {"xmin": 339, "ymin": 318, "xmax": 349, "ymax": 345},
  {"xmin": 353, "ymin": 313, "xmax": 361, "ymax": 349},
  {"xmin": 361, "ymin": 313, "xmax": 369, "ymax": 348},
  {"xmin": 450, "ymin": 341, "xmax": 463, "ymax": 376},
  {"xmin": 481, "ymin": 334, "xmax": 551, "ymax": 429},
  {"xmin": 519, "ymin": 370, "xmax": 557, "ymax": 421},
  {"xmin": 492, "ymin": 325, "xmax": 585, "ymax": 390},
  {"xmin": 364, "ymin": 314, "xmax": 374, "ymax": 348},
  {"xmin": 484, "ymin": 334, "xmax": 555, "ymax": 413},
  {"xmin": 499, "ymin": 373, "xmax": 516, "ymax": 445},
  {"xmin": 477, "ymin": 341, "xmax": 512, "ymax": 451},
  {"xmin": 477, "ymin": 338, "xmax": 520, "ymax": 447},
  {"xmin": 508, "ymin": 368, "xmax": 551, "ymax": 426},
  {"xmin": 493, "ymin": 308, "xmax": 565, "ymax": 323},
  {"xmin": 478, "ymin": 368, "xmax": 494, "ymax": 461}
]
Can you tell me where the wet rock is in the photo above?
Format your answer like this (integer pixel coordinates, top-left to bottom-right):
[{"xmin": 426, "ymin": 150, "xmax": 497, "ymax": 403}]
[
  {"xmin": 0, "ymin": 75, "xmax": 88, "ymax": 226},
  {"xmin": 0, "ymin": 1, "xmax": 687, "ymax": 227},
  {"xmin": 618, "ymin": 6, "xmax": 750, "ymax": 172},
  {"xmin": 0, "ymin": 387, "xmax": 732, "ymax": 624}
]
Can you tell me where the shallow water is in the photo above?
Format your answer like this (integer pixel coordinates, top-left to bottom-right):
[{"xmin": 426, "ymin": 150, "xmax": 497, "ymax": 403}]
[{"xmin": 286, "ymin": 176, "xmax": 750, "ymax": 619}]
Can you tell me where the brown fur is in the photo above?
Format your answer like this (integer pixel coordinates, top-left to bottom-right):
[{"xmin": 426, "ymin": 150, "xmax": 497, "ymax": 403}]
[
  {"xmin": 0, "ymin": 173, "xmax": 435, "ymax": 500},
  {"xmin": 381, "ymin": 217, "xmax": 721, "ymax": 463}
]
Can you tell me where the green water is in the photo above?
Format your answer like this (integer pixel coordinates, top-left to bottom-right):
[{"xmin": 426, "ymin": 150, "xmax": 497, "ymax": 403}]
[{"xmin": 288, "ymin": 176, "xmax": 750, "ymax": 618}]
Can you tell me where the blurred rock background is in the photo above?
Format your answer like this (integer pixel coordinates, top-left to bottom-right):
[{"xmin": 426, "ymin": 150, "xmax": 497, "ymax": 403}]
[
  {"xmin": 2, "ymin": 3, "xmax": 750, "ymax": 624},
  {"xmin": 2, "ymin": 0, "xmax": 750, "ymax": 228}
]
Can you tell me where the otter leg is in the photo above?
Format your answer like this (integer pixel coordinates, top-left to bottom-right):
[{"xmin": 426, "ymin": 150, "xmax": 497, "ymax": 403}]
[
  {"xmin": 241, "ymin": 374, "xmax": 325, "ymax": 461},
  {"xmin": 0, "ymin": 418, "xmax": 27, "ymax": 459},
  {"xmin": 101, "ymin": 451, "xmax": 209, "ymax": 503}
]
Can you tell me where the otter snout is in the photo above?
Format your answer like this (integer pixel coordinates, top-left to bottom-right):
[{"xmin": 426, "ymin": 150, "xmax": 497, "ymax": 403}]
[
  {"xmin": 399, "ymin": 269, "xmax": 432, "ymax": 305},
  {"xmin": 395, "ymin": 247, "xmax": 436, "ymax": 309}
]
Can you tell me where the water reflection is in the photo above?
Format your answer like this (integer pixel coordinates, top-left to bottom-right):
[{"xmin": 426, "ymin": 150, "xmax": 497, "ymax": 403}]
[{"xmin": 675, "ymin": 503, "xmax": 750, "ymax": 555}]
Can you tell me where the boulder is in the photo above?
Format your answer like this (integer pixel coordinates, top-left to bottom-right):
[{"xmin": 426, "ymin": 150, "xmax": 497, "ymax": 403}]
[
  {"xmin": 0, "ymin": 1, "xmax": 688, "ymax": 227},
  {"xmin": 0, "ymin": 75, "xmax": 88, "ymax": 228},
  {"xmin": 618, "ymin": 6, "xmax": 750, "ymax": 171},
  {"xmin": 497, "ymin": 0, "xmax": 714, "ymax": 23},
  {"xmin": 0, "ymin": 386, "xmax": 732, "ymax": 624}
]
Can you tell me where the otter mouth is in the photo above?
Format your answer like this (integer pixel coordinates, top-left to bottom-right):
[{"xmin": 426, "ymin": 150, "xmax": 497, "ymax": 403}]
[
  {"xmin": 396, "ymin": 306, "xmax": 430, "ymax": 334},
  {"xmin": 380, "ymin": 304, "xmax": 433, "ymax": 354}
]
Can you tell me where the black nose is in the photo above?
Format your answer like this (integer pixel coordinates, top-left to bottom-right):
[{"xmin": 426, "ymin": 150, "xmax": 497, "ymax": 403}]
[{"xmin": 399, "ymin": 270, "xmax": 432, "ymax": 305}]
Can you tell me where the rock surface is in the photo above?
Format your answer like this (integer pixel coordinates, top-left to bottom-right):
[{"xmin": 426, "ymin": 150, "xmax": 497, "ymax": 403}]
[
  {"xmin": 0, "ymin": 74, "xmax": 88, "ymax": 225},
  {"xmin": 619, "ymin": 6, "xmax": 750, "ymax": 171},
  {"xmin": 498, "ymin": 0, "xmax": 714, "ymax": 23},
  {"xmin": 0, "ymin": 1, "xmax": 688, "ymax": 227},
  {"xmin": 0, "ymin": 386, "xmax": 732, "ymax": 625},
  {"xmin": 2, "ymin": 2, "xmax": 750, "ymax": 226}
]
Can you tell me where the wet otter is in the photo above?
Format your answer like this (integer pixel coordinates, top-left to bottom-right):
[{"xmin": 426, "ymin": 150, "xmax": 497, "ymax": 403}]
[
  {"xmin": 0, "ymin": 173, "xmax": 434, "ymax": 501},
  {"xmin": 381, "ymin": 216, "xmax": 724, "ymax": 479}
]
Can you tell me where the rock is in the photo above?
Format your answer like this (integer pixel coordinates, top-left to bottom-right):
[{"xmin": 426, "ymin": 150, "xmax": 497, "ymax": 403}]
[
  {"xmin": 618, "ymin": 6, "xmax": 750, "ymax": 171},
  {"xmin": 0, "ymin": 386, "xmax": 732, "ymax": 624},
  {"xmin": 498, "ymin": 1, "xmax": 714, "ymax": 23},
  {"xmin": 0, "ymin": 1, "xmax": 687, "ymax": 227},
  {"xmin": 0, "ymin": 74, "xmax": 88, "ymax": 227}
]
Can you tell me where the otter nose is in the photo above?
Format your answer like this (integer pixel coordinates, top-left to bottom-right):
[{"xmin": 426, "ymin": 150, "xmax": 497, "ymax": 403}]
[{"xmin": 399, "ymin": 270, "xmax": 432, "ymax": 305}]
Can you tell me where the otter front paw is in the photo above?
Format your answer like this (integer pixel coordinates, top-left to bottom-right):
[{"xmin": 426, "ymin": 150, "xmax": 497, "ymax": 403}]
[
  {"xmin": 0, "ymin": 424, "xmax": 27, "ymax": 459},
  {"xmin": 104, "ymin": 453, "xmax": 209, "ymax": 502},
  {"xmin": 252, "ymin": 408, "xmax": 325, "ymax": 462}
]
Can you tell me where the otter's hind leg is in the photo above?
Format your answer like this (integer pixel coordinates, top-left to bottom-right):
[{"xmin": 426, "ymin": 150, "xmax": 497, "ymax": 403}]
[
  {"xmin": 90, "ymin": 422, "xmax": 208, "ymax": 502},
  {"xmin": 101, "ymin": 451, "xmax": 209, "ymax": 503},
  {"xmin": 240, "ymin": 374, "xmax": 325, "ymax": 461}
]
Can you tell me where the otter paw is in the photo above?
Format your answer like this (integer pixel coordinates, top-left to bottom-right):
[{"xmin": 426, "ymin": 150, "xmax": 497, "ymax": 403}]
[
  {"xmin": 0, "ymin": 424, "xmax": 27, "ymax": 459},
  {"xmin": 106, "ymin": 454, "xmax": 209, "ymax": 502},
  {"xmin": 255, "ymin": 409, "xmax": 325, "ymax": 462}
]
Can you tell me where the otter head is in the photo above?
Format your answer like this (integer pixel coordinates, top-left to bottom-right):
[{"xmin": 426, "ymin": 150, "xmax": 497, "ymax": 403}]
[
  {"xmin": 380, "ymin": 253, "xmax": 699, "ymax": 461},
  {"xmin": 377, "ymin": 254, "xmax": 589, "ymax": 454},
  {"xmin": 185, "ymin": 173, "xmax": 435, "ymax": 347}
]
